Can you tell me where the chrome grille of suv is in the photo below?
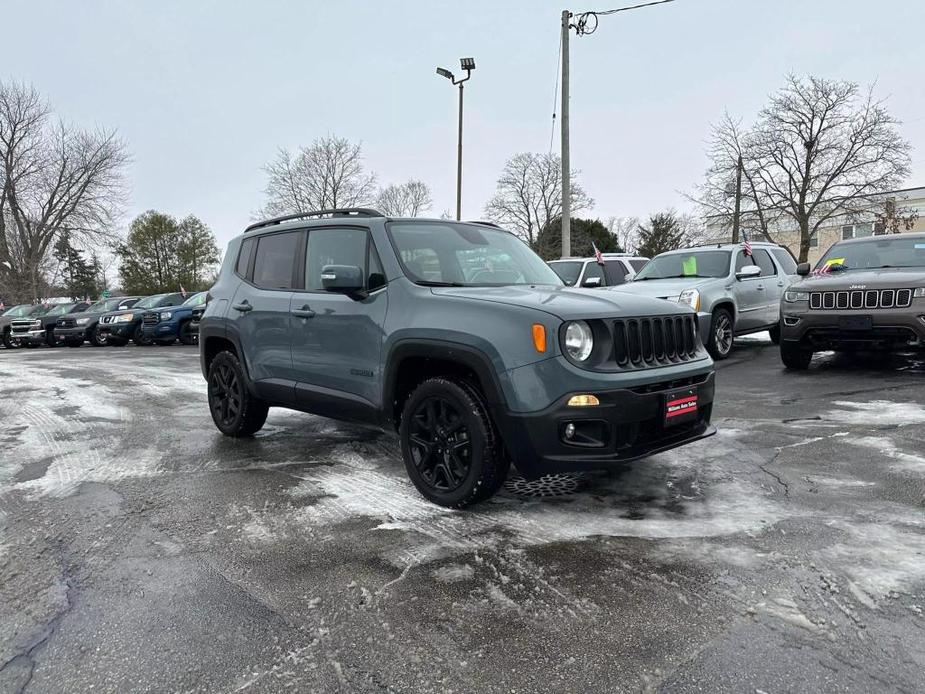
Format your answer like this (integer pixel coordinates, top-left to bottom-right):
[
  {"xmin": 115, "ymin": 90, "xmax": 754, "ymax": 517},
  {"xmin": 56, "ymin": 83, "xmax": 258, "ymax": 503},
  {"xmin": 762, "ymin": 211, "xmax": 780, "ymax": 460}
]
[
  {"xmin": 612, "ymin": 315, "xmax": 698, "ymax": 367},
  {"xmin": 809, "ymin": 289, "xmax": 913, "ymax": 310},
  {"xmin": 142, "ymin": 311, "xmax": 159, "ymax": 325}
]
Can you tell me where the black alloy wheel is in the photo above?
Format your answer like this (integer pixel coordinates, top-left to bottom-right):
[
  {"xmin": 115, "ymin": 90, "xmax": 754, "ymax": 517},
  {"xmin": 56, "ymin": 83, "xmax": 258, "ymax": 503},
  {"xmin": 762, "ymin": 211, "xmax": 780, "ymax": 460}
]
[
  {"xmin": 207, "ymin": 351, "xmax": 268, "ymax": 437},
  {"xmin": 708, "ymin": 308, "xmax": 735, "ymax": 360},
  {"xmin": 399, "ymin": 377, "xmax": 510, "ymax": 507},
  {"xmin": 178, "ymin": 320, "xmax": 197, "ymax": 345},
  {"xmin": 90, "ymin": 327, "xmax": 108, "ymax": 347}
]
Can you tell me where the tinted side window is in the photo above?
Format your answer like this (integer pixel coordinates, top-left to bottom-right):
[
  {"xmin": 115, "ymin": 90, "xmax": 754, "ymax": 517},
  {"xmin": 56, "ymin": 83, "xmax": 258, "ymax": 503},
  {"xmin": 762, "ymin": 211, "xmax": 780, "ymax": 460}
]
[
  {"xmin": 368, "ymin": 244, "xmax": 386, "ymax": 291},
  {"xmin": 582, "ymin": 262, "xmax": 604, "ymax": 285},
  {"xmin": 753, "ymin": 249, "xmax": 776, "ymax": 276},
  {"xmin": 735, "ymin": 250, "xmax": 753, "ymax": 272},
  {"xmin": 305, "ymin": 228, "xmax": 368, "ymax": 290},
  {"xmin": 770, "ymin": 248, "xmax": 797, "ymax": 275},
  {"xmin": 253, "ymin": 231, "xmax": 301, "ymax": 289},
  {"xmin": 603, "ymin": 260, "xmax": 628, "ymax": 285},
  {"xmin": 236, "ymin": 238, "xmax": 256, "ymax": 278}
]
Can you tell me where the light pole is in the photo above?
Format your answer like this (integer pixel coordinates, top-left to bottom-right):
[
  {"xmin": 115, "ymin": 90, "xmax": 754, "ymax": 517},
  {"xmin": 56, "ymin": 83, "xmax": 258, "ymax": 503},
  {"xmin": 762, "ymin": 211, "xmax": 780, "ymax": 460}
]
[{"xmin": 436, "ymin": 57, "xmax": 475, "ymax": 221}]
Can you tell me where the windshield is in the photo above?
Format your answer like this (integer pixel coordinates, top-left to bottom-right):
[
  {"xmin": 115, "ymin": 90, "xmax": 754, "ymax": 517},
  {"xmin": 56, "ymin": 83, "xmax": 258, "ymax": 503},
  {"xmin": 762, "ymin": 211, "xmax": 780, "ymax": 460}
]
[
  {"xmin": 134, "ymin": 294, "xmax": 166, "ymax": 309},
  {"xmin": 634, "ymin": 250, "xmax": 731, "ymax": 280},
  {"xmin": 389, "ymin": 222, "xmax": 563, "ymax": 287},
  {"xmin": 2, "ymin": 304, "xmax": 33, "ymax": 317},
  {"xmin": 44, "ymin": 304, "xmax": 74, "ymax": 316},
  {"xmin": 629, "ymin": 259, "xmax": 649, "ymax": 272},
  {"xmin": 548, "ymin": 261, "xmax": 584, "ymax": 286},
  {"xmin": 817, "ymin": 236, "xmax": 925, "ymax": 271},
  {"xmin": 87, "ymin": 297, "xmax": 136, "ymax": 313},
  {"xmin": 182, "ymin": 292, "xmax": 207, "ymax": 307}
]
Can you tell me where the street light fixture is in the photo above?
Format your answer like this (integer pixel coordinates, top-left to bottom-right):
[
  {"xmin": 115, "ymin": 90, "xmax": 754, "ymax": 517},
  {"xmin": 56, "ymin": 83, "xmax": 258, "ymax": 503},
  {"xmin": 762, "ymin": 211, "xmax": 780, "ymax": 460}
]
[{"xmin": 435, "ymin": 57, "xmax": 475, "ymax": 220}]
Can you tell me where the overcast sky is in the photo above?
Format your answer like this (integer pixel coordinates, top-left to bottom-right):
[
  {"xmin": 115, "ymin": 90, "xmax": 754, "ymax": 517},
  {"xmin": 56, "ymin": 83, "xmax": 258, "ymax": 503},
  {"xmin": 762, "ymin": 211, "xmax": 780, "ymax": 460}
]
[{"xmin": 3, "ymin": 0, "xmax": 924, "ymax": 246}]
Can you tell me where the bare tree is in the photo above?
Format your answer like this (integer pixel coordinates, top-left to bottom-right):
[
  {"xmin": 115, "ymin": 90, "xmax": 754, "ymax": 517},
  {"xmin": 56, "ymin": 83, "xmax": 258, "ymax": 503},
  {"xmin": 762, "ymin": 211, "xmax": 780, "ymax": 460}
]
[
  {"xmin": 376, "ymin": 179, "xmax": 433, "ymax": 217},
  {"xmin": 483, "ymin": 152, "xmax": 593, "ymax": 246},
  {"xmin": 0, "ymin": 80, "xmax": 128, "ymax": 301},
  {"xmin": 750, "ymin": 76, "xmax": 911, "ymax": 262},
  {"xmin": 260, "ymin": 135, "xmax": 377, "ymax": 216},
  {"xmin": 605, "ymin": 215, "xmax": 640, "ymax": 254},
  {"xmin": 873, "ymin": 196, "xmax": 919, "ymax": 235},
  {"xmin": 689, "ymin": 112, "xmax": 780, "ymax": 243}
]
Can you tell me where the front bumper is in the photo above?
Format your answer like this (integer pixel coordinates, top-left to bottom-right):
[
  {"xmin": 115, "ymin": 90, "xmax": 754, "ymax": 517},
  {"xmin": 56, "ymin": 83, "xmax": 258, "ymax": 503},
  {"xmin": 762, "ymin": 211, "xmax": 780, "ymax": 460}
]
[
  {"xmin": 141, "ymin": 322, "xmax": 179, "ymax": 339},
  {"xmin": 55, "ymin": 325, "xmax": 91, "ymax": 339},
  {"xmin": 99, "ymin": 321, "xmax": 137, "ymax": 339},
  {"xmin": 781, "ymin": 305, "xmax": 925, "ymax": 350},
  {"xmin": 494, "ymin": 370, "xmax": 716, "ymax": 478},
  {"xmin": 10, "ymin": 329, "xmax": 45, "ymax": 345}
]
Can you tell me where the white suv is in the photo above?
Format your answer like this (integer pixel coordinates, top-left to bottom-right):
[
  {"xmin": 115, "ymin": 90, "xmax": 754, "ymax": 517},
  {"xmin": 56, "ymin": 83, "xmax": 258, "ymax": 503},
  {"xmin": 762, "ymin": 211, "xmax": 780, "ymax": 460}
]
[{"xmin": 548, "ymin": 253, "xmax": 649, "ymax": 288}]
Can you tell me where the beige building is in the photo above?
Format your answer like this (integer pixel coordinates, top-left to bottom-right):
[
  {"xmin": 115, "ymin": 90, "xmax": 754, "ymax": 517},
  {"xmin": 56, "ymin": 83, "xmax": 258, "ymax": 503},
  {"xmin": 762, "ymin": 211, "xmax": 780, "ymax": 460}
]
[{"xmin": 705, "ymin": 186, "xmax": 925, "ymax": 264}]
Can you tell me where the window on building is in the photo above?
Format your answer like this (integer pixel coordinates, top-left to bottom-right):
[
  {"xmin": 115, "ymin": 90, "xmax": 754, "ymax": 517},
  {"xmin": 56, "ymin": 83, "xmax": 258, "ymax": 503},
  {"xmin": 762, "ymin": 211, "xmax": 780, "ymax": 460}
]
[
  {"xmin": 842, "ymin": 223, "xmax": 874, "ymax": 240},
  {"xmin": 809, "ymin": 233, "xmax": 819, "ymax": 248}
]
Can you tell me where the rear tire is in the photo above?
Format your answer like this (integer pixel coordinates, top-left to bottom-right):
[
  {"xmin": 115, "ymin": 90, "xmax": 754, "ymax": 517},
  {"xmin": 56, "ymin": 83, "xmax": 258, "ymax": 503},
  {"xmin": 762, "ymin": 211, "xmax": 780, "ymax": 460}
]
[
  {"xmin": 2, "ymin": 330, "xmax": 13, "ymax": 349},
  {"xmin": 781, "ymin": 341, "xmax": 813, "ymax": 370},
  {"xmin": 45, "ymin": 328, "xmax": 59, "ymax": 347},
  {"xmin": 707, "ymin": 308, "xmax": 735, "ymax": 360},
  {"xmin": 399, "ymin": 377, "xmax": 510, "ymax": 508},
  {"xmin": 208, "ymin": 351, "xmax": 268, "ymax": 437},
  {"xmin": 133, "ymin": 324, "xmax": 153, "ymax": 346}
]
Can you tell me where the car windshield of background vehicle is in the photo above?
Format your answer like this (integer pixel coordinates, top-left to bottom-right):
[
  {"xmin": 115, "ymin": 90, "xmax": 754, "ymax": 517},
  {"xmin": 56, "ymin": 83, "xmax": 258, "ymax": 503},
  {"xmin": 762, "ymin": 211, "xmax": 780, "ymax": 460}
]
[
  {"xmin": 388, "ymin": 222, "xmax": 563, "ymax": 287},
  {"xmin": 633, "ymin": 250, "xmax": 731, "ymax": 280},
  {"xmin": 182, "ymin": 292, "xmax": 207, "ymax": 306},
  {"xmin": 44, "ymin": 304, "xmax": 73, "ymax": 316},
  {"xmin": 2, "ymin": 305, "xmax": 33, "ymax": 317},
  {"xmin": 817, "ymin": 236, "xmax": 925, "ymax": 270},
  {"xmin": 548, "ymin": 261, "xmax": 583, "ymax": 286},
  {"xmin": 629, "ymin": 259, "xmax": 649, "ymax": 272},
  {"xmin": 134, "ymin": 294, "xmax": 166, "ymax": 309}
]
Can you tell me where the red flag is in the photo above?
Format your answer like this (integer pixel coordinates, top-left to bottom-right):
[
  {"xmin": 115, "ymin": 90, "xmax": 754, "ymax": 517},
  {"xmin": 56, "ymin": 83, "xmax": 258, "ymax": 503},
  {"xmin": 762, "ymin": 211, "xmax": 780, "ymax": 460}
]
[
  {"xmin": 592, "ymin": 241, "xmax": 604, "ymax": 265},
  {"xmin": 741, "ymin": 230, "xmax": 753, "ymax": 257}
]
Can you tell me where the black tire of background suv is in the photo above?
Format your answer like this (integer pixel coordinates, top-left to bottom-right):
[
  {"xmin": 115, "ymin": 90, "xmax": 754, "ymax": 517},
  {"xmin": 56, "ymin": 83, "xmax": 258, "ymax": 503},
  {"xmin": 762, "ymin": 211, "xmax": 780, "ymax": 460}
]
[
  {"xmin": 132, "ymin": 324, "xmax": 153, "ymax": 346},
  {"xmin": 706, "ymin": 307, "xmax": 735, "ymax": 360},
  {"xmin": 207, "ymin": 350, "xmax": 269, "ymax": 437},
  {"xmin": 90, "ymin": 327, "xmax": 107, "ymax": 347},
  {"xmin": 399, "ymin": 377, "xmax": 511, "ymax": 508},
  {"xmin": 780, "ymin": 341, "xmax": 813, "ymax": 370},
  {"xmin": 45, "ymin": 328, "xmax": 58, "ymax": 347},
  {"xmin": 2, "ymin": 330, "xmax": 13, "ymax": 349},
  {"xmin": 769, "ymin": 322, "xmax": 781, "ymax": 344}
]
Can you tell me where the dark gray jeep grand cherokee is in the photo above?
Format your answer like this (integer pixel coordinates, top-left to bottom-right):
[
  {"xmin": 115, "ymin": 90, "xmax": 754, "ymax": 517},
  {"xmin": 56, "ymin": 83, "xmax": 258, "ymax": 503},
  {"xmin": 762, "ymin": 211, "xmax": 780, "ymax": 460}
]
[
  {"xmin": 780, "ymin": 232, "xmax": 925, "ymax": 369},
  {"xmin": 201, "ymin": 209, "xmax": 716, "ymax": 506}
]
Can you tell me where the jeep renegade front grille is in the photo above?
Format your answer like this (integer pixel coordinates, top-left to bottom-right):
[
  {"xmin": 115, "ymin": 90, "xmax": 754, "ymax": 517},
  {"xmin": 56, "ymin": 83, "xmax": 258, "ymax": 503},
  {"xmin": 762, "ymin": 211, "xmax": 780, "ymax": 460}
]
[
  {"xmin": 612, "ymin": 315, "xmax": 698, "ymax": 367},
  {"xmin": 809, "ymin": 289, "xmax": 913, "ymax": 311}
]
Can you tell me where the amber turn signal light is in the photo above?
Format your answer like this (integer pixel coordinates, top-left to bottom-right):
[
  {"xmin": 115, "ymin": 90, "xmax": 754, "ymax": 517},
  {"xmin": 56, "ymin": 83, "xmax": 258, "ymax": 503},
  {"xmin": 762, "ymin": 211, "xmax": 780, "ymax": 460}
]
[
  {"xmin": 567, "ymin": 394, "xmax": 600, "ymax": 407},
  {"xmin": 532, "ymin": 324, "xmax": 547, "ymax": 353}
]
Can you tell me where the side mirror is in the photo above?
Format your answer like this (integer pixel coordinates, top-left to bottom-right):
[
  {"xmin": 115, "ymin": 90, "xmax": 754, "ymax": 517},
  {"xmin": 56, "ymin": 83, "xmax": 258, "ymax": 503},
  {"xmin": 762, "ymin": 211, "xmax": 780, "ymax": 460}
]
[
  {"xmin": 796, "ymin": 262, "xmax": 811, "ymax": 276},
  {"xmin": 582, "ymin": 276, "xmax": 602, "ymax": 287},
  {"xmin": 321, "ymin": 264, "xmax": 364, "ymax": 293},
  {"xmin": 735, "ymin": 265, "xmax": 762, "ymax": 280}
]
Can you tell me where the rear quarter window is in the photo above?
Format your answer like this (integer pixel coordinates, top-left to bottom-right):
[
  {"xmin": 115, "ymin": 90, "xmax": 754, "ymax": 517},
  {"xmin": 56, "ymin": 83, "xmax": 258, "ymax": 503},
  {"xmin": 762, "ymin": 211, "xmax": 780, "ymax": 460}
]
[{"xmin": 236, "ymin": 238, "xmax": 256, "ymax": 279}]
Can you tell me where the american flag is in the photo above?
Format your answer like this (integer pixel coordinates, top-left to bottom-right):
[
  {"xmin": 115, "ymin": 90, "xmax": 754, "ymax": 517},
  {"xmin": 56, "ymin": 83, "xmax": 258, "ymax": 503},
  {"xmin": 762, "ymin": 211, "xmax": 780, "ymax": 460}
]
[
  {"xmin": 741, "ymin": 230, "xmax": 752, "ymax": 257},
  {"xmin": 811, "ymin": 264, "xmax": 832, "ymax": 276},
  {"xmin": 180, "ymin": 284, "xmax": 188, "ymax": 298},
  {"xmin": 592, "ymin": 241, "xmax": 604, "ymax": 266},
  {"xmin": 0, "ymin": 299, "xmax": 4, "ymax": 311}
]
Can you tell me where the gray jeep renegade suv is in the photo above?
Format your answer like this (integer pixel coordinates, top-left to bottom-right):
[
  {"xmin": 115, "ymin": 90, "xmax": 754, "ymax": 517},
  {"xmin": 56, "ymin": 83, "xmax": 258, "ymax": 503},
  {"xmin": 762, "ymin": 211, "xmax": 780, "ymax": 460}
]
[{"xmin": 200, "ymin": 209, "xmax": 716, "ymax": 507}]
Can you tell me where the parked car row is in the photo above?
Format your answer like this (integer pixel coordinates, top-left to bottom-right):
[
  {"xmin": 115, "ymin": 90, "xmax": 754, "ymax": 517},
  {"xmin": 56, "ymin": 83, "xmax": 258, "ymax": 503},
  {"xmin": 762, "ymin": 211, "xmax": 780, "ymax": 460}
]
[{"xmin": 0, "ymin": 291, "xmax": 208, "ymax": 349}]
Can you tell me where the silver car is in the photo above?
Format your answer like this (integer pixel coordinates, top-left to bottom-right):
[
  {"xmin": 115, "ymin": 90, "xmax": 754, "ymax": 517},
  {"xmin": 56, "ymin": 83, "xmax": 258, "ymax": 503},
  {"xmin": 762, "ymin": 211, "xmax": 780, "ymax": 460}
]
[{"xmin": 608, "ymin": 242, "xmax": 798, "ymax": 359}]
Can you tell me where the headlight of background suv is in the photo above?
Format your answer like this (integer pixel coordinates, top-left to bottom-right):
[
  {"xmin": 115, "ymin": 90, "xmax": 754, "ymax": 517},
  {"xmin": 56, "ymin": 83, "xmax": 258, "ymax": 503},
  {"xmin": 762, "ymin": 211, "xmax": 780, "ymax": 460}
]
[
  {"xmin": 678, "ymin": 288, "xmax": 700, "ymax": 311},
  {"xmin": 75, "ymin": 317, "xmax": 89, "ymax": 325},
  {"xmin": 784, "ymin": 290, "xmax": 810, "ymax": 303},
  {"xmin": 563, "ymin": 320, "xmax": 594, "ymax": 361},
  {"xmin": 114, "ymin": 313, "xmax": 135, "ymax": 323},
  {"xmin": 30, "ymin": 320, "xmax": 42, "ymax": 328},
  {"xmin": 160, "ymin": 311, "xmax": 172, "ymax": 321},
  {"xmin": 914, "ymin": 288, "xmax": 925, "ymax": 298}
]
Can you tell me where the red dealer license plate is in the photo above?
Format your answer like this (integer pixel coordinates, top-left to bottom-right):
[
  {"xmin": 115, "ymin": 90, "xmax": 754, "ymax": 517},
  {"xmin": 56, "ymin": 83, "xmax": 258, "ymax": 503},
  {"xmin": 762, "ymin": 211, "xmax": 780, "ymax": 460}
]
[{"xmin": 664, "ymin": 387, "xmax": 699, "ymax": 427}]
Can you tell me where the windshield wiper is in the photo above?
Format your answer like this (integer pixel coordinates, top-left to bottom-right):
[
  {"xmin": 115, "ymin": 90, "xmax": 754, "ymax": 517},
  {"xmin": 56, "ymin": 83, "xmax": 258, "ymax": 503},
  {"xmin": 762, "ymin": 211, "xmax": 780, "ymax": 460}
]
[
  {"xmin": 636, "ymin": 274, "xmax": 709, "ymax": 280},
  {"xmin": 415, "ymin": 280, "xmax": 465, "ymax": 287}
]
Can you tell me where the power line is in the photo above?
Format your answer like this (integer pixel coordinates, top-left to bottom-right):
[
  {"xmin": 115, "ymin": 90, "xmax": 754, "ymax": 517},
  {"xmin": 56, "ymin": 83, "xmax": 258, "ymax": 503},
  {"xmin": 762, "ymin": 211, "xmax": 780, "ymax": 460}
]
[
  {"xmin": 549, "ymin": 30, "xmax": 563, "ymax": 153},
  {"xmin": 573, "ymin": 0, "xmax": 677, "ymax": 36}
]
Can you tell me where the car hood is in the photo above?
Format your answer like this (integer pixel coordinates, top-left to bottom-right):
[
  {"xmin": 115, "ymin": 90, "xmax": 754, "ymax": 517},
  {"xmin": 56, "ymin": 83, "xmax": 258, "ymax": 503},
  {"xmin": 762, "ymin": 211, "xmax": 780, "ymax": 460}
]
[
  {"xmin": 430, "ymin": 284, "xmax": 694, "ymax": 320},
  {"xmin": 609, "ymin": 277, "xmax": 717, "ymax": 300},
  {"xmin": 790, "ymin": 268, "xmax": 925, "ymax": 291}
]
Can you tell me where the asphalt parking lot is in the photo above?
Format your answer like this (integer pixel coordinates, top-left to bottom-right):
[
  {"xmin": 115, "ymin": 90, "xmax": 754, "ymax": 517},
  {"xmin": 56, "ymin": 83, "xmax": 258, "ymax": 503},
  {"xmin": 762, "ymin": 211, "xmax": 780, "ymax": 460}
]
[{"xmin": 0, "ymin": 340, "xmax": 923, "ymax": 693}]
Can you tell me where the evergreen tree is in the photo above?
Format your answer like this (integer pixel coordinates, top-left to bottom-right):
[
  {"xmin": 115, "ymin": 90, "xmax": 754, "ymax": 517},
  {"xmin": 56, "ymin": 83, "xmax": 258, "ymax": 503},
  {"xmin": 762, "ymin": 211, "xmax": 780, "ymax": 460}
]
[
  {"xmin": 534, "ymin": 217, "xmax": 622, "ymax": 261},
  {"xmin": 635, "ymin": 212, "xmax": 686, "ymax": 257}
]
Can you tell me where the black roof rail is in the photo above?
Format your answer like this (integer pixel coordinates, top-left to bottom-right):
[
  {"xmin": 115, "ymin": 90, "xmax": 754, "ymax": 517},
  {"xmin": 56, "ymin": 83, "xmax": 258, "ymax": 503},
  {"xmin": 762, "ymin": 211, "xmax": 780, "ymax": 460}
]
[
  {"xmin": 245, "ymin": 208, "xmax": 384, "ymax": 233},
  {"xmin": 467, "ymin": 220, "xmax": 502, "ymax": 229}
]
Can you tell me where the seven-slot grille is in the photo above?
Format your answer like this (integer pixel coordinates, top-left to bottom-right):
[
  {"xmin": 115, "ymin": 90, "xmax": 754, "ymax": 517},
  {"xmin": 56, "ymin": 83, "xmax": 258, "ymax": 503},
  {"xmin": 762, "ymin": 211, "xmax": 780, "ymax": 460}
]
[
  {"xmin": 142, "ymin": 311, "xmax": 159, "ymax": 325},
  {"xmin": 809, "ymin": 289, "xmax": 913, "ymax": 311},
  {"xmin": 612, "ymin": 315, "xmax": 699, "ymax": 367}
]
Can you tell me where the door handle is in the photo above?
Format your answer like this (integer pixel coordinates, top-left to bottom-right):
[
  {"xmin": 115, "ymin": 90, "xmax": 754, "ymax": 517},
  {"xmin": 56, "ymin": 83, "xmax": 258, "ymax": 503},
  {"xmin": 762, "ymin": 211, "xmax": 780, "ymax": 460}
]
[
  {"xmin": 756, "ymin": 286, "xmax": 765, "ymax": 291},
  {"xmin": 291, "ymin": 304, "xmax": 315, "ymax": 318},
  {"xmin": 232, "ymin": 301, "xmax": 253, "ymax": 313}
]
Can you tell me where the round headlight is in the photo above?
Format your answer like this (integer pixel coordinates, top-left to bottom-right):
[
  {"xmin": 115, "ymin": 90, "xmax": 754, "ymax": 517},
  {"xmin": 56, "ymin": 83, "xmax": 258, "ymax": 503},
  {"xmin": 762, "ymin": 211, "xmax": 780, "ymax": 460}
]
[
  {"xmin": 564, "ymin": 320, "xmax": 594, "ymax": 361},
  {"xmin": 160, "ymin": 311, "xmax": 172, "ymax": 321}
]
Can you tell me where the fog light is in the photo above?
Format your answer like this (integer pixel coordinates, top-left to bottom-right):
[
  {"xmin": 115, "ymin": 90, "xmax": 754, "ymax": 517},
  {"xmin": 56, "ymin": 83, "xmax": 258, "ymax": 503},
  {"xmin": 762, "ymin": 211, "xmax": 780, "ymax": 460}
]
[
  {"xmin": 564, "ymin": 422, "xmax": 576, "ymax": 439},
  {"xmin": 567, "ymin": 394, "xmax": 600, "ymax": 407},
  {"xmin": 783, "ymin": 315, "xmax": 801, "ymax": 327}
]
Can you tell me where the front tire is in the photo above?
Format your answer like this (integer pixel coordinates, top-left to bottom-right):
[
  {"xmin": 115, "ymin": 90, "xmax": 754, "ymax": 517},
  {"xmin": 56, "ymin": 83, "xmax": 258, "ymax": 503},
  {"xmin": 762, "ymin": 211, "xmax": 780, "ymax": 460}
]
[
  {"xmin": 769, "ymin": 323, "xmax": 781, "ymax": 345},
  {"xmin": 90, "ymin": 327, "xmax": 108, "ymax": 347},
  {"xmin": 781, "ymin": 341, "xmax": 813, "ymax": 370},
  {"xmin": 707, "ymin": 308, "xmax": 735, "ymax": 360},
  {"xmin": 178, "ymin": 320, "xmax": 197, "ymax": 345},
  {"xmin": 399, "ymin": 377, "xmax": 510, "ymax": 508},
  {"xmin": 45, "ymin": 328, "xmax": 59, "ymax": 347},
  {"xmin": 2, "ymin": 330, "xmax": 13, "ymax": 349},
  {"xmin": 208, "ymin": 351, "xmax": 268, "ymax": 437},
  {"xmin": 133, "ymin": 324, "xmax": 153, "ymax": 346}
]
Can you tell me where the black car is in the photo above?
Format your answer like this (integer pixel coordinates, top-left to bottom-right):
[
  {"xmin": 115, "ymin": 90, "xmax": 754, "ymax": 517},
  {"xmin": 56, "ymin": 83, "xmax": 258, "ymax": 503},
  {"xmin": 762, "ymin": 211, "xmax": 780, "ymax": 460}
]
[
  {"xmin": 97, "ymin": 293, "xmax": 187, "ymax": 346},
  {"xmin": 55, "ymin": 296, "xmax": 143, "ymax": 347},
  {"xmin": 9, "ymin": 302, "xmax": 92, "ymax": 347}
]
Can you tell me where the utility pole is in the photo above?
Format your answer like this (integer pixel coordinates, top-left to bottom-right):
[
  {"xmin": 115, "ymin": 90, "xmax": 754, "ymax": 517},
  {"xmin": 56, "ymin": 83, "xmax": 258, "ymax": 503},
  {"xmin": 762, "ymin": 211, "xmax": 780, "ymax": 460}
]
[
  {"xmin": 560, "ymin": 9, "xmax": 571, "ymax": 259},
  {"xmin": 731, "ymin": 155, "xmax": 743, "ymax": 243},
  {"xmin": 456, "ymin": 82, "xmax": 464, "ymax": 221}
]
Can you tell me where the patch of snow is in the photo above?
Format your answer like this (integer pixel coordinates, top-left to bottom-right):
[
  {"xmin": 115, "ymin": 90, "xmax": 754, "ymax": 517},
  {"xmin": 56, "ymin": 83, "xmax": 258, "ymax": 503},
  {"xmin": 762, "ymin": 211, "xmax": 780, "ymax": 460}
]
[
  {"xmin": 432, "ymin": 564, "xmax": 475, "ymax": 582},
  {"xmin": 828, "ymin": 400, "xmax": 925, "ymax": 427},
  {"xmin": 735, "ymin": 331, "xmax": 772, "ymax": 343},
  {"xmin": 849, "ymin": 436, "xmax": 925, "ymax": 473}
]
